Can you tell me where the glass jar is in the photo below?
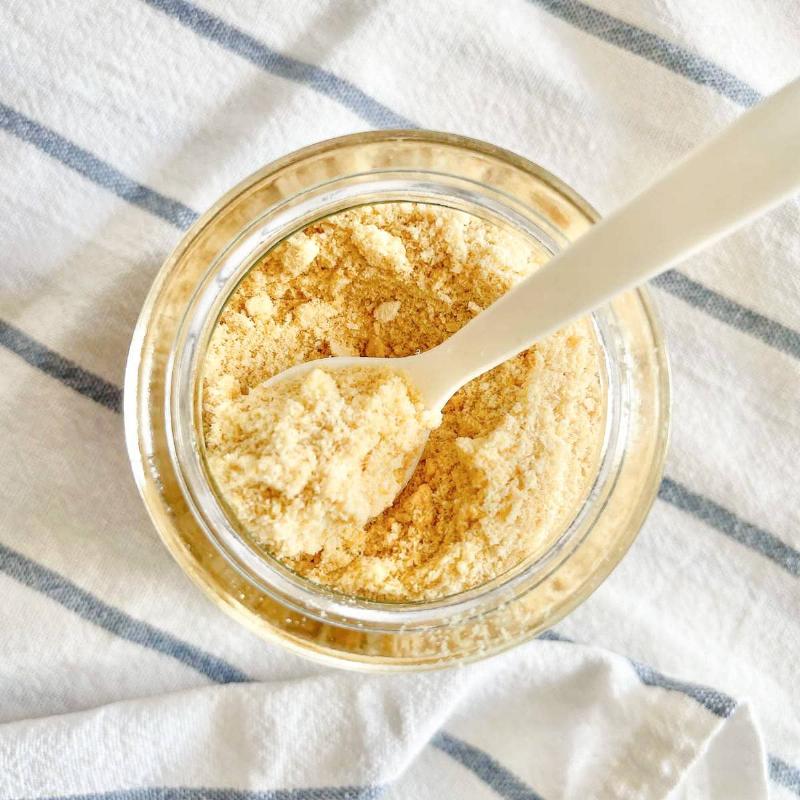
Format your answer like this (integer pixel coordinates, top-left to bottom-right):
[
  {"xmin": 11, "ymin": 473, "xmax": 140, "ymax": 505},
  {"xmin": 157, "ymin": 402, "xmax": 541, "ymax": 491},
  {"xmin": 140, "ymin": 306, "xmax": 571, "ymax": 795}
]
[{"xmin": 124, "ymin": 131, "xmax": 670, "ymax": 670}]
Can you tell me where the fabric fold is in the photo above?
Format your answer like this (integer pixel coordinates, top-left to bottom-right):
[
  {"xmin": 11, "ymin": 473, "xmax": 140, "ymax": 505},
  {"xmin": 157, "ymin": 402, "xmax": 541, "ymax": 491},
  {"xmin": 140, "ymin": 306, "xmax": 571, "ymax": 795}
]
[{"xmin": 0, "ymin": 641, "xmax": 765, "ymax": 799}]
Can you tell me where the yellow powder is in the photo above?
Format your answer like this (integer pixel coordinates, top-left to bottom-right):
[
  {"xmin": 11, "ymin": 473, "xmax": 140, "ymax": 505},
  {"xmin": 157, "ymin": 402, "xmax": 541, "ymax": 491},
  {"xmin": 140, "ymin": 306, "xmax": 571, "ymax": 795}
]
[
  {"xmin": 206, "ymin": 366, "xmax": 439, "ymax": 562},
  {"xmin": 203, "ymin": 202, "xmax": 603, "ymax": 601}
]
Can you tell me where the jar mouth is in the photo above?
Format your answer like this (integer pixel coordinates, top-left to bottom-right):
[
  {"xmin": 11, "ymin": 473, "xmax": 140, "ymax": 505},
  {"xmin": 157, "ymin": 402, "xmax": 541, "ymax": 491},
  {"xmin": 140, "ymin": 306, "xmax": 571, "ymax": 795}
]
[
  {"xmin": 165, "ymin": 176, "xmax": 629, "ymax": 632},
  {"xmin": 126, "ymin": 129, "xmax": 670, "ymax": 667}
]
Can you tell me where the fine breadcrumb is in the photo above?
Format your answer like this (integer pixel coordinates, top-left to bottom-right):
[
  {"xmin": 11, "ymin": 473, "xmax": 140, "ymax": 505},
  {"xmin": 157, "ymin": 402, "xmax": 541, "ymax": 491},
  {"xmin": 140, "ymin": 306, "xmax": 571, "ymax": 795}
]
[{"xmin": 203, "ymin": 203, "xmax": 603, "ymax": 601}]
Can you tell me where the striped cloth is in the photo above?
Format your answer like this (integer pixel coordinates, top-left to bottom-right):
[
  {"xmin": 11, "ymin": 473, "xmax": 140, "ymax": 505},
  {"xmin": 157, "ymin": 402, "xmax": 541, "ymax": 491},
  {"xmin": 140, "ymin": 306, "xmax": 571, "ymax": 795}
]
[{"xmin": 1, "ymin": 1, "xmax": 798, "ymax": 797}]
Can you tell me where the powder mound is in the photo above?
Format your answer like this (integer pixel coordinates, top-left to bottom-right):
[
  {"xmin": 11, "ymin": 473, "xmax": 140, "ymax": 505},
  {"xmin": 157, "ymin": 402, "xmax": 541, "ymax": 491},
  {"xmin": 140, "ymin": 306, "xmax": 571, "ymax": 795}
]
[
  {"xmin": 203, "ymin": 202, "xmax": 603, "ymax": 601},
  {"xmin": 206, "ymin": 366, "xmax": 440, "ymax": 562}
]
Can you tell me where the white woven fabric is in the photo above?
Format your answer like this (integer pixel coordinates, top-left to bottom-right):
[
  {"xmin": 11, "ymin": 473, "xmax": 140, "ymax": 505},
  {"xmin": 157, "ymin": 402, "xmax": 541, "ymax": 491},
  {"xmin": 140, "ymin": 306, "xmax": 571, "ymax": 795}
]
[{"xmin": 0, "ymin": 1, "xmax": 798, "ymax": 798}]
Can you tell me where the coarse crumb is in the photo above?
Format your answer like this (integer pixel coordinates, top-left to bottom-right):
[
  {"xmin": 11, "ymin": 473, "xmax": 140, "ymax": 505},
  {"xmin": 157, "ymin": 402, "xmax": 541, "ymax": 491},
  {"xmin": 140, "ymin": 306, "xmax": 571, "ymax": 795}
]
[
  {"xmin": 203, "ymin": 203, "xmax": 603, "ymax": 601},
  {"xmin": 374, "ymin": 300, "xmax": 401, "ymax": 323}
]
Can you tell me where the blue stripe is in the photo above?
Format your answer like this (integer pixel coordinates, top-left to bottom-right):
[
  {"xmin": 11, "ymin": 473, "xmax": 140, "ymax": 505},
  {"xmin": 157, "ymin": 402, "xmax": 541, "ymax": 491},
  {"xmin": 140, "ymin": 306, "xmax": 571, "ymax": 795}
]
[
  {"xmin": 770, "ymin": 755, "xmax": 800, "ymax": 796},
  {"xmin": 540, "ymin": 629, "xmax": 736, "ymax": 717},
  {"xmin": 542, "ymin": 630, "xmax": 800, "ymax": 795},
  {"xmin": 654, "ymin": 270, "xmax": 800, "ymax": 360},
  {"xmin": 659, "ymin": 477, "xmax": 800, "ymax": 579},
  {"xmin": 0, "ymin": 541, "xmax": 249, "ymax": 685},
  {"xmin": 432, "ymin": 732, "xmax": 546, "ymax": 800},
  {"xmin": 0, "ymin": 103, "xmax": 198, "ymax": 230},
  {"xmin": 0, "ymin": 318, "xmax": 122, "ymax": 413},
  {"xmin": 629, "ymin": 659, "xmax": 736, "ymax": 718},
  {"xmin": 528, "ymin": 0, "xmax": 761, "ymax": 107},
  {"xmin": 34, "ymin": 788, "xmax": 382, "ymax": 800},
  {"xmin": 140, "ymin": 0, "xmax": 414, "ymax": 130}
]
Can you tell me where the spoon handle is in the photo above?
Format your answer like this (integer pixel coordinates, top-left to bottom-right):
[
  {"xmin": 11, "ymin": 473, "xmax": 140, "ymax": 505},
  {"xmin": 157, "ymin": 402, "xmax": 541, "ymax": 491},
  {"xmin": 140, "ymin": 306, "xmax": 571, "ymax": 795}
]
[{"xmin": 418, "ymin": 77, "xmax": 800, "ymax": 409}]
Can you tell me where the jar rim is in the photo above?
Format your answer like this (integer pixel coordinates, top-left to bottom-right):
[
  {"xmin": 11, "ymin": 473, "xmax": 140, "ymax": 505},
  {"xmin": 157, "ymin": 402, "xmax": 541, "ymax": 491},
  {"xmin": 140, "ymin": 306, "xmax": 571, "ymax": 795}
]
[{"xmin": 125, "ymin": 130, "xmax": 671, "ymax": 667}]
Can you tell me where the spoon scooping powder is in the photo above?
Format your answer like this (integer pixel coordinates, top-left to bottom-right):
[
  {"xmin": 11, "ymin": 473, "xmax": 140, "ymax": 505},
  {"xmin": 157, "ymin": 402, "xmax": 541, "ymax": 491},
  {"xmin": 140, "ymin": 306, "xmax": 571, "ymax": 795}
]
[{"xmin": 206, "ymin": 366, "xmax": 440, "ymax": 562}]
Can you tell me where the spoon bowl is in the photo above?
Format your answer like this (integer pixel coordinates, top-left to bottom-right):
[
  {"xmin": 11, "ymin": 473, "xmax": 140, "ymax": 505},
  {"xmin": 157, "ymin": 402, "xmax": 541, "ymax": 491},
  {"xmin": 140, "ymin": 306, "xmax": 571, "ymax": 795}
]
[{"xmin": 258, "ymin": 351, "xmax": 446, "ymax": 490}]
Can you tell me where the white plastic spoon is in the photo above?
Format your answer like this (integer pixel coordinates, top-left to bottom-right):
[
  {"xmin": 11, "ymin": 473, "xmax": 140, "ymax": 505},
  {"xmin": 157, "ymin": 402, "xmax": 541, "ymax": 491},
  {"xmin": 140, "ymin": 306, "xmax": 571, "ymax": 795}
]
[{"xmin": 267, "ymin": 77, "xmax": 800, "ymax": 420}]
